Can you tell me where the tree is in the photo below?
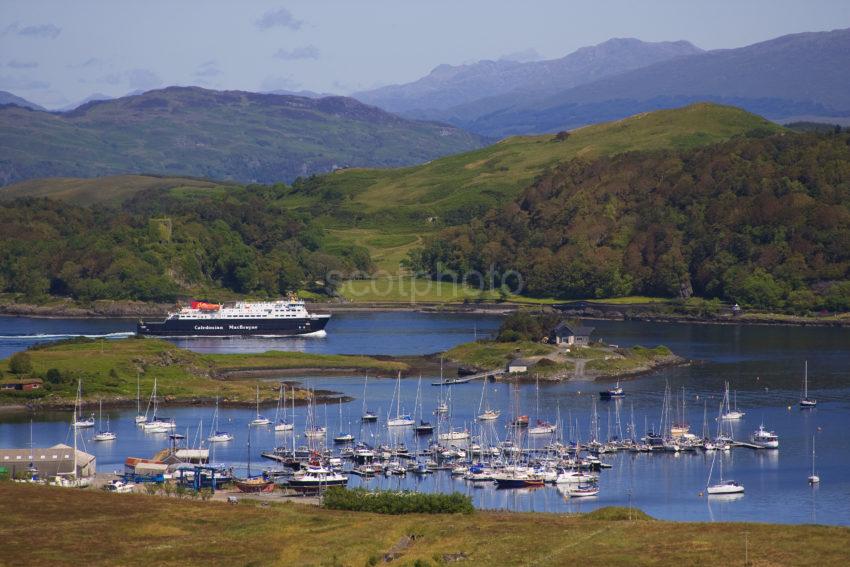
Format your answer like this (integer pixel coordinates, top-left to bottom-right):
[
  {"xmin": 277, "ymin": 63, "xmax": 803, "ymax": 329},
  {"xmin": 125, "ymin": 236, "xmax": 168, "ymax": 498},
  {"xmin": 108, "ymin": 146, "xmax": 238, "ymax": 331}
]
[{"xmin": 9, "ymin": 352, "xmax": 32, "ymax": 375}]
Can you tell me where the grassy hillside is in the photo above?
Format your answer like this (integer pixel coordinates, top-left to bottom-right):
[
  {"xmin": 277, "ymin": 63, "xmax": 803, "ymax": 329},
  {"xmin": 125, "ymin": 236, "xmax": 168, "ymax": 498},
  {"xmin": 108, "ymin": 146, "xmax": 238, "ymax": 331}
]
[
  {"xmin": 0, "ymin": 86, "xmax": 485, "ymax": 187},
  {"xmin": 288, "ymin": 103, "xmax": 782, "ymax": 230},
  {"xmin": 412, "ymin": 131, "xmax": 850, "ymax": 310},
  {"xmin": 3, "ymin": 483, "xmax": 850, "ymax": 566},
  {"xmin": 0, "ymin": 174, "xmax": 227, "ymax": 206}
]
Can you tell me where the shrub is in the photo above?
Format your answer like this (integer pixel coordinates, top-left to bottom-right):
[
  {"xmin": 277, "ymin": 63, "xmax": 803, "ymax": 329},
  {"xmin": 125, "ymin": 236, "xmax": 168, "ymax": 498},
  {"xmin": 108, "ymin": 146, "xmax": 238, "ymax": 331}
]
[
  {"xmin": 9, "ymin": 352, "xmax": 33, "ymax": 374},
  {"xmin": 323, "ymin": 488, "xmax": 473, "ymax": 515}
]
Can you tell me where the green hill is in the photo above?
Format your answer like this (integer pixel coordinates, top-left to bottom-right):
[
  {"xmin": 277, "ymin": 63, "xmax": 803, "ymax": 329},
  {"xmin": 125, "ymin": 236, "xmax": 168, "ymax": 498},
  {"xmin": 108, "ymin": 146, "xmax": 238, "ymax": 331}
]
[
  {"xmin": 1, "ymin": 103, "xmax": 783, "ymax": 274},
  {"xmin": 289, "ymin": 103, "xmax": 782, "ymax": 225},
  {"xmin": 287, "ymin": 103, "xmax": 782, "ymax": 269},
  {"xmin": 0, "ymin": 175, "xmax": 228, "ymax": 206},
  {"xmin": 410, "ymin": 131, "xmax": 850, "ymax": 310},
  {"xmin": 0, "ymin": 86, "xmax": 485, "ymax": 187}
]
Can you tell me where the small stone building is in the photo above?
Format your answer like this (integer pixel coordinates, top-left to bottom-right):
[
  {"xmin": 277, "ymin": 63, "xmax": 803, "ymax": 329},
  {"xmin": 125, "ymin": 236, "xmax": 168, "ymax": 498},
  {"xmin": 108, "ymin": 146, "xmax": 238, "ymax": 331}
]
[
  {"xmin": 550, "ymin": 322, "xmax": 595, "ymax": 347},
  {"xmin": 0, "ymin": 444, "xmax": 96, "ymax": 479}
]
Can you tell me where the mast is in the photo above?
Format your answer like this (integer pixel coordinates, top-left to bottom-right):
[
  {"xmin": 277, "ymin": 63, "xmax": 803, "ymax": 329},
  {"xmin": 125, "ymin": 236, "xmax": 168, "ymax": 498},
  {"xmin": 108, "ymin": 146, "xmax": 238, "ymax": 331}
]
[
  {"xmin": 803, "ymin": 361, "xmax": 809, "ymax": 399},
  {"xmin": 136, "ymin": 372, "xmax": 141, "ymax": 415}
]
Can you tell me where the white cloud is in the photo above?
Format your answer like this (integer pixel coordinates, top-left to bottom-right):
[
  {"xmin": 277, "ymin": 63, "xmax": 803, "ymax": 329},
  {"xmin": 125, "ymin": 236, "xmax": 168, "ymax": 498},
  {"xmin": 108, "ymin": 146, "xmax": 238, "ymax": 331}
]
[
  {"xmin": 256, "ymin": 7, "xmax": 302, "ymax": 30},
  {"xmin": 195, "ymin": 60, "xmax": 222, "ymax": 77},
  {"xmin": 261, "ymin": 75, "xmax": 301, "ymax": 91},
  {"xmin": 7, "ymin": 60, "xmax": 38, "ymax": 69},
  {"xmin": 0, "ymin": 75, "xmax": 50, "ymax": 90},
  {"xmin": 127, "ymin": 68, "xmax": 161, "ymax": 90},
  {"xmin": 499, "ymin": 48, "xmax": 544, "ymax": 63},
  {"xmin": 98, "ymin": 68, "xmax": 161, "ymax": 90},
  {"xmin": 273, "ymin": 46, "xmax": 319, "ymax": 61},
  {"xmin": 3, "ymin": 22, "xmax": 62, "ymax": 39}
]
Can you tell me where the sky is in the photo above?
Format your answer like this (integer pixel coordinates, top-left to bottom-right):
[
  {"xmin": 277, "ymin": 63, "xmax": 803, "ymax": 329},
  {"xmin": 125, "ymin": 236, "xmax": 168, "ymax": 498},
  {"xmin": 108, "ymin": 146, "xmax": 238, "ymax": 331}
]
[{"xmin": 2, "ymin": 0, "xmax": 850, "ymax": 109}]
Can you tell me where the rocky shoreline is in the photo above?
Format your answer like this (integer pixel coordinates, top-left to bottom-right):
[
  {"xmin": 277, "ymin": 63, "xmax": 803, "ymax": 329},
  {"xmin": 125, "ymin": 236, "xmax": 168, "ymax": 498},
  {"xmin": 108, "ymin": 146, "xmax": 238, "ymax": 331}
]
[{"xmin": 2, "ymin": 297, "xmax": 848, "ymax": 327}]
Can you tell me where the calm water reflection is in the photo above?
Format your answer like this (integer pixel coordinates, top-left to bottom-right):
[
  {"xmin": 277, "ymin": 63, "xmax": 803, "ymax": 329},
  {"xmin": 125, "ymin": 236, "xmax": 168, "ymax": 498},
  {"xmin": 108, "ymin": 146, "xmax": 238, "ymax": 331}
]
[{"xmin": 1, "ymin": 313, "xmax": 848, "ymax": 525}]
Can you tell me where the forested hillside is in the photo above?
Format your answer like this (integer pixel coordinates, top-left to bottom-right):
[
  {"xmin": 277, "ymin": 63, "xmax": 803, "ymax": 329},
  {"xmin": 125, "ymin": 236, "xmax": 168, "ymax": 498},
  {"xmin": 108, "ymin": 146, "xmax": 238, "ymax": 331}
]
[
  {"xmin": 408, "ymin": 132, "xmax": 850, "ymax": 310},
  {"xmin": 0, "ymin": 185, "xmax": 371, "ymax": 302}
]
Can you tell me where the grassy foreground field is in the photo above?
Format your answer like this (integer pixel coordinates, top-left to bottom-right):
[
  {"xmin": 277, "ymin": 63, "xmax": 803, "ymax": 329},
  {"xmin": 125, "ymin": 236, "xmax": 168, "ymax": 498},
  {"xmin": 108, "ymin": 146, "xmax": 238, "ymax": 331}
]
[
  {"xmin": 2, "ymin": 483, "xmax": 848, "ymax": 566},
  {"xmin": 0, "ymin": 338, "xmax": 407, "ymax": 406}
]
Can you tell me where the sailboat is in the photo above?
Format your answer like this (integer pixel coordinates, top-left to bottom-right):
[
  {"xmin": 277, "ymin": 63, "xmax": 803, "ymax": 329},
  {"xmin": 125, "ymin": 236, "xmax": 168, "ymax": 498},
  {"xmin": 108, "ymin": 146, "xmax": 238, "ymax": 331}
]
[
  {"xmin": 249, "ymin": 385, "xmax": 270, "ymax": 426},
  {"xmin": 304, "ymin": 389, "xmax": 326, "ymax": 438},
  {"xmin": 333, "ymin": 399, "xmax": 354, "ymax": 443},
  {"xmin": 274, "ymin": 383, "xmax": 294, "ymax": 431},
  {"xmin": 808, "ymin": 435, "xmax": 820, "ymax": 484},
  {"xmin": 208, "ymin": 397, "xmax": 233, "ymax": 442},
  {"xmin": 93, "ymin": 399, "xmax": 117, "ymax": 441},
  {"xmin": 800, "ymin": 361, "xmax": 817, "ymax": 408},
  {"xmin": 706, "ymin": 449, "xmax": 744, "ymax": 495},
  {"xmin": 142, "ymin": 378, "xmax": 177, "ymax": 431},
  {"xmin": 134, "ymin": 372, "xmax": 147, "ymax": 424},
  {"xmin": 477, "ymin": 379, "xmax": 500, "ymax": 421},
  {"xmin": 413, "ymin": 376, "xmax": 434, "ymax": 434},
  {"xmin": 434, "ymin": 359, "xmax": 449, "ymax": 415},
  {"xmin": 72, "ymin": 381, "xmax": 95, "ymax": 428},
  {"xmin": 720, "ymin": 382, "xmax": 745, "ymax": 420},
  {"xmin": 528, "ymin": 376, "xmax": 556, "ymax": 435},
  {"xmin": 360, "ymin": 376, "xmax": 378, "ymax": 422},
  {"xmin": 54, "ymin": 380, "xmax": 93, "ymax": 487},
  {"xmin": 234, "ymin": 425, "xmax": 274, "ymax": 493},
  {"xmin": 599, "ymin": 379, "xmax": 625, "ymax": 400},
  {"xmin": 438, "ymin": 385, "xmax": 469, "ymax": 440},
  {"xmin": 387, "ymin": 372, "xmax": 414, "ymax": 427}
]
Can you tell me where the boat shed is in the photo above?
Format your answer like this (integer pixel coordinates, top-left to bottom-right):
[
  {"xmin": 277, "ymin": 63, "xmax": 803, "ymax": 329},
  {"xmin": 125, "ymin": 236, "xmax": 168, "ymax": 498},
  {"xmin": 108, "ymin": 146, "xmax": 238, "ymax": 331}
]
[
  {"xmin": 0, "ymin": 444, "xmax": 95, "ymax": 479},
  {"xmin": 550, "ymin": 322, "xmax": 594, "ymax": 347},
  {"xmin": 507, "ymin": 358, "xmax": 534, "ymax": 374}
]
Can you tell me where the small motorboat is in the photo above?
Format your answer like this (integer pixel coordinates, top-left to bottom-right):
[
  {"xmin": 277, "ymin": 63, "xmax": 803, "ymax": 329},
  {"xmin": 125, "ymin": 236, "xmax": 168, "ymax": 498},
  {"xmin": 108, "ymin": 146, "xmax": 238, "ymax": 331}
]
[
  {"xmin": 274, "ymin": 420, "xmax": 294, "ymax": 432},
  {"xmin": 567, "ymin": 484, "xmax": 600, "ymax": 497},
  {"xmin": 361, "ymin": 410, "xmax": 378, "ymax": 422},
  {"xmin": 104, "ymin": 479, "xmax": 135, "ymax": 493},
  {"xmin": 438, "ymin": 429, "xmax": 469, "ymax": 441},
  {"xmin": 94, "ymin": 430, "xmax": 117, "ymax": 442},
  {"xmin": 304, "ymin": 426, "xmax": 326, "ymax": 439},
  {"xmin": 528, "ymin": 420, "xmax": 557, "ymax": 435},
  {"xmin": 599, "ymin": 381, "xmax": 625, "ymax": 400},
  {"xmin": 477, "ymin": 409, "xmax": 501, "ymax": 421},
  {"xmin": 288, "ymin": 466, "xmax": 349, "ymax": 489},
  {"xmin": 414, "ymin": 420, "xmax": 434, "ymax": 434},
  {"xmin": 333, "ymin": 433, "xmax": 354, "ymax": 444},
  {"xmin": 750, "ymin": 424, "xmax": 779, "ymax": 449},
  {"xmin": 511, "ymin": 415, "xmax": 529, "ymax": 428},
  {"xmin": 74, "ymin": 414, "xmax": 96, "ymax": 428}
]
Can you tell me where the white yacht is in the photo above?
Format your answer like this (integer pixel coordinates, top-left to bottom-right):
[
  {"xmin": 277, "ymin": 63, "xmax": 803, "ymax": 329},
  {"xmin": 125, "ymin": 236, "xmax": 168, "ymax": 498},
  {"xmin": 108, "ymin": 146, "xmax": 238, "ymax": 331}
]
[{"xmin": 750, "ymin": 424, "xmax": 779, "ymax": 449}]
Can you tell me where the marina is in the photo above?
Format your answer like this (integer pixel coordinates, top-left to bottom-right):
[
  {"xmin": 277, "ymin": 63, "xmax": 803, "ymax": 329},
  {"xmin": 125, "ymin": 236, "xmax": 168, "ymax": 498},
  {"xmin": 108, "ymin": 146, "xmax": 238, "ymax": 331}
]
[{"xmin": 1, "ymin": 312, "xmax": 848, "ymax": 525}]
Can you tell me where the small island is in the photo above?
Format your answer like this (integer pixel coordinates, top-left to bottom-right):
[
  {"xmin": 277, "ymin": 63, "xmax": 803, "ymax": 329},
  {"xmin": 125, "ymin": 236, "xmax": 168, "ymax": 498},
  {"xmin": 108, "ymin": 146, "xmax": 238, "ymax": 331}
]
[
  {"xmin": 0, "ymin": 314, "xmax": 682, "ymax": 409},
  {"xmin": 0, "ymin": 337, "xmax": 407, "ymax": 410},
  {"xmin": 444, "ymin": 312, "xmax": 685, "ymax": 381}
]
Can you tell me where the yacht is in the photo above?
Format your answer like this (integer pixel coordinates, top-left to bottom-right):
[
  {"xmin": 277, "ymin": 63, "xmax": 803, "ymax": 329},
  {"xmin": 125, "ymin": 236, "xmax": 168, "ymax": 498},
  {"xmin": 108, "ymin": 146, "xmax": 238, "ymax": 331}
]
[
  {"xmin": 750, "ymin": 424, "xmax": 779, "ymax": 449},
  {"xmin": 288, "ymin": 466, "xmax": 348, "ymax": 489},
  {"xmin": 477, "ymin": 409, "xmax": 500, "ymax": 421},
  {"xmin": 249, "ymin": 386, "xmax": 270, "ymax": 426},
  {"xmin": 800, "ymin": 361, "xmax": 817, "ymax": 408}
]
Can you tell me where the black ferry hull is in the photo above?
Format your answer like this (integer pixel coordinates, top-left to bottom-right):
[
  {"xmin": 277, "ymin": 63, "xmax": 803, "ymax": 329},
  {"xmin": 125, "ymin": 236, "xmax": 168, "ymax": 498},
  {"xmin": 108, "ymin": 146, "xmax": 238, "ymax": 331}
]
[{"xmin": 136, "ymin": 315, "xmax": 330, "ymax": 337}]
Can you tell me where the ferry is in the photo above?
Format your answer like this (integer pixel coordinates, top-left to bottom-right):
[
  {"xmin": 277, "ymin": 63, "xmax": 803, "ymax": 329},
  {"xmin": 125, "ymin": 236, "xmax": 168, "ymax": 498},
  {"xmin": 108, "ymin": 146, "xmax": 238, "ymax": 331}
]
[{"xmin": 136, "ymin": 297, "xmax": 330, "ymax": 337}]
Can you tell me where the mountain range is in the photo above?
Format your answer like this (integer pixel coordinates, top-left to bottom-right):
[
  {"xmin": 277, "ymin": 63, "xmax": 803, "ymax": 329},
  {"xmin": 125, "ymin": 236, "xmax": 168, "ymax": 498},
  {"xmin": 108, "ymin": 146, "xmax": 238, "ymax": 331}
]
[
  {"xmin": 0, "ymin": 86, "xmax": 485, "ymax": 186},
  {"xmin": 354, "ymin": 38, "xmax": 702, "ymax": 117},
  {"xmin": 355, "ymin": 29, "xmax": 850, "ymax": 137},
  {"xmin": 0, "ymin": 90, "xmax": 45, "ymax": 111}
]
